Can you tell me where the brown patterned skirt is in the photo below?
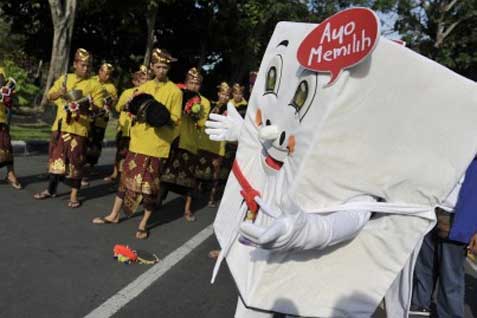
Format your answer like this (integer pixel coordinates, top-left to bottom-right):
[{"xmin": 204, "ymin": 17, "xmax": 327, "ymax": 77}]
[
  {"xmin": 195, "ymin": 150, "xmax": 222, "ymax": 182},
  {"xmin": 85, "ymin": 126, "xmax": 106, "ymax": 166},
  {"xmin": 160, "ymin": 141, "xmax": 197, "ymax": 190},
  {"xmin": 48, "ymin": 132, "xmax": 87, "ymax": 179},
  {"xmin": 117, "ymin": 151, "xmax": 162, "ymax": 214},
  {"xmin": 0, "ymin": 124, "xmax": 13, "ymax": 168}
]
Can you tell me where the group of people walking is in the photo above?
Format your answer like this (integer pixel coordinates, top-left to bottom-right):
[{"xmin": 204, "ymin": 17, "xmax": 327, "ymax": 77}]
[{"xmin": 0, "ymin": 47, "xmax": 252, "ymax": 240}]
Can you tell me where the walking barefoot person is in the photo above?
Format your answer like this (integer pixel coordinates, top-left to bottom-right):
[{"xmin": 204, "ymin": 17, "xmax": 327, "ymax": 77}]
[{"xmin": 92, "ymin": 48, "xmax": 182, "ymax": 239}]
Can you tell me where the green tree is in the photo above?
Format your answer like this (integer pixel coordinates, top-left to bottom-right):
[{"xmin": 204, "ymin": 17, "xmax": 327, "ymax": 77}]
[{"xmin": 394, "ymin": 0, "xmax": 477, "ymax": 78}]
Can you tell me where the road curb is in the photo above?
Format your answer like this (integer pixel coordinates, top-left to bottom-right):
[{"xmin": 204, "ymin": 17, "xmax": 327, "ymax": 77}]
[{"xmin": 12, "ymin": 139, "xmax": 116, "ymax": 156}]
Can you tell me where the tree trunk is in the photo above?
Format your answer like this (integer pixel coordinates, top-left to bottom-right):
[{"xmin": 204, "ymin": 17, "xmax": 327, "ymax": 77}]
[
  {"xmin": 198, "ymin": 39, "xmax": 208, "ymax": 68},
  {"xmin": 41, "ymin": 0, "xmax": 77, "ymax": 108},
  {"xmin": 143, "ymin": 1, "xmax": 159, "ymax": 66}
]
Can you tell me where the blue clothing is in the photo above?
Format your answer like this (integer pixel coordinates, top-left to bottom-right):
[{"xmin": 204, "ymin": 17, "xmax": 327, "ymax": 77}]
[
  {"xmin": 412, "ymin": 231, "xmax": 467, "ymax": 318},
  {"xmin": 450, "ymin": 158, "xmax": 477, "ymax": 244}
]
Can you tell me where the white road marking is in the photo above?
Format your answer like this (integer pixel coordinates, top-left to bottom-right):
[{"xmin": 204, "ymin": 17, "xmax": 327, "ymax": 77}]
[{"xmin": 83, "ymin": 224, "xmax": 214, "ymax": 318}]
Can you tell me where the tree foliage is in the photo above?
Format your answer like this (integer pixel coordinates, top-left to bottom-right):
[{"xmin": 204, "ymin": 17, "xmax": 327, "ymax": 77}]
[{"xmin": 1, "ymin": 0, "xmax": 477, "ymax": 104}]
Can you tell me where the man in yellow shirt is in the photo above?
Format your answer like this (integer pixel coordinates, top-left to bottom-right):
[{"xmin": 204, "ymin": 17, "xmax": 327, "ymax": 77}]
[
  {"xmin": 0, "ymin": 67, "xmax": 22, "ymax": 189},
  {"xmin": 34, "ymin": 48, "xmax": 104, "ymax": 208},
  {"xmin": 159, "ymin": 67, "xmax": 210, "ymax": 222},
  {"xmin": 84, "ymin": 63, "xmax": 118, "ymax": 182},
  {"xmin": 104, "ymin": 65, "xmax": 148, "ymax": 182},
  {"xmin": 92, "ymin": 48, "xmax": 182, "ymax": 240}
]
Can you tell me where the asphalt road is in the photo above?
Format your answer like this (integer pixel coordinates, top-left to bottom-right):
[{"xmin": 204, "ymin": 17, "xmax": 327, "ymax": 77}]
[{"xmin": 0, "ymin": 148, "xmax": 475, "ymax": 318}]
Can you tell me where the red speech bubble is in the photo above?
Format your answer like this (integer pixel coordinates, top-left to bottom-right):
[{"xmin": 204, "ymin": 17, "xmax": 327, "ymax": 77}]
[{"xmin": 297, "ymin": 7, "xmax": 380, "ymax": 86}]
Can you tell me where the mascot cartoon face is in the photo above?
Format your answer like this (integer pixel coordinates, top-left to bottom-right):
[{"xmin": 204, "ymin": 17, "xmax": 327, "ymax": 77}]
[{"xmin": 246, "ymin": 31, "xmax": 327, "ymax": 179}]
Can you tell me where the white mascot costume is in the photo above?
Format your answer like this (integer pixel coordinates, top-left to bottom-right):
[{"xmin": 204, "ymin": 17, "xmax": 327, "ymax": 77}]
[{"xmin": 205, "ymin": 10, "xmax": 477, "ymax": 318}]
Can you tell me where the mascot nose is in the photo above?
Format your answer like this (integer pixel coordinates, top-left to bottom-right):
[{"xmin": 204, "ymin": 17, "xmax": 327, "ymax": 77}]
[{"xmin": 259, "ymin": 125, "xmax": 280, "ymax": 141}]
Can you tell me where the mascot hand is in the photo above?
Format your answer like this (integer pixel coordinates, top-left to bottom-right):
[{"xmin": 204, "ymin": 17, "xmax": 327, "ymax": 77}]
[
  {"xmin": 239, "ymin": 196, "xmax": 373, "ymax": 252},
  {"xmin": 239, "ymin": 197, "xmax": 307, "ymax": 251},
  {"xmin": 205, "ymin": 102, "xmax": 243, "ymax": 142}
]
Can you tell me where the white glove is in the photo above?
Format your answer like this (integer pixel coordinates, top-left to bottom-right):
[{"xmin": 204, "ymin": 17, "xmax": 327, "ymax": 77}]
[
  {"xmin": 239, "ymin": 196, "xmax": 373, "ymax": 252},
  {"xmin": 205, "ymin": 102, "xmax": 244, "ymax": 142}
]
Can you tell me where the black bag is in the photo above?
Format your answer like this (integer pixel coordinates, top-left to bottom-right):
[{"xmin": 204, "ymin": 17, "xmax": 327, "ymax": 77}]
[{"xmin": 128, "ymin": 93, "xmax": 171, "ymax": 128}]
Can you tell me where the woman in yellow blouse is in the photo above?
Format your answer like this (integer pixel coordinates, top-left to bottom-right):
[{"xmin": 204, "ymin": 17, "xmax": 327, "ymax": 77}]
[
  {"xmin": 92, "ymin": 48, "xmax": 182, "ymax": 240},
  {"xmin": 159, "ymin": 67, "xmax": 210, "ymax": 222},
  {"xmin": 0, "ymin": 67, "xmax": 22, "ymax": 189},
  {"xmin": 104, "ymin": 65, "xmax": 148, "ymax": 182},
  {"xmin": 195, "ymin": 82, "xmax": 231, "ymax": 207},
  {"xmin": 84, "ymin": 63, "xmax": 118, "ymax": 178}
]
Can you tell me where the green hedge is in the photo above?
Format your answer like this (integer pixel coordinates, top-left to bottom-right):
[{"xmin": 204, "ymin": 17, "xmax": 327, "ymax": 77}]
[{"xmin": 3, "ymin": 59, "xmax": 41, "ymax": 107}]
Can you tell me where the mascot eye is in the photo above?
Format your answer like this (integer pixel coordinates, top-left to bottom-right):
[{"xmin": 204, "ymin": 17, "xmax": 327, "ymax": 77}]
[
  {"xmin": 265, "ymin": 67, "xmax": 277, "ymax": 93},
  {"xmin": 290, "ymin": 81, "xmax": 308, "ymax": 112},
  {"xmin": 263, "ymin": 54, "xmax": 282, "ymax": 96}
]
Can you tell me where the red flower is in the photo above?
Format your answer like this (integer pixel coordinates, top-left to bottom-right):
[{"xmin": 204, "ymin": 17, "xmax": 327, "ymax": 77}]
[{"xmin": 185, "ymin": 95, "xmax": 201, "ymax": 113}]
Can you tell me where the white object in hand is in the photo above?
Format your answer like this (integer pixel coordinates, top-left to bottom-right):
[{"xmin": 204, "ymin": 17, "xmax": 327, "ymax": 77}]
[{"xmin": 239, "ymin": 196, "xmax": 373, "ymax": 252}]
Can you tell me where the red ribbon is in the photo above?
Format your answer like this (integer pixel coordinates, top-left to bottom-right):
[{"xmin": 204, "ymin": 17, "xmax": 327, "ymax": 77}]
[{"xmin": 232, "ymin": 160, "xmax": 261, "ymax": 213}]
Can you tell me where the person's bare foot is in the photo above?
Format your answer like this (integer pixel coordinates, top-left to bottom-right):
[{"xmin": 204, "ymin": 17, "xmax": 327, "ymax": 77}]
[
  {"xmin": 34, "ymin": 190, "xmax": 55, "ymax": 200},
  {"xmin": 207, "ymin": 201, "xmax": 217, "ymax": 208},
  {"xmin": 81, "ymin": 178, "xmax": 89, "ymax": 187},
  {"xmin": 92, "ymin": 215, "xmax": 119, "ymax": 224},
  {"xmin": 6, "ymin": 177, "xmax": 22, "ymax": 190},
  {"xmin": 208, "ymin": 250, "xmax": 220, "ymax": 259},
  {"xmin": 103, "ymin": 175, "xmax": 117, "ymax": 183},
  {"xmin": 184, "ymin": 211, "xmax": 196, "ymax": 222},
  {"xmin": 67, "ymin": 200, "xmax": 81, "ymax": 208},
  {"xmin": 136, "ymin": 228, "xmax": 149, "ymax": 239}
]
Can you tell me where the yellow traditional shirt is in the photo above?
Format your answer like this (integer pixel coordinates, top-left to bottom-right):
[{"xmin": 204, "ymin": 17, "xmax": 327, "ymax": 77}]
[
  {"xmin": 115, "ymin": 87, "xmax": 135, "ymax": 137},
  {"xmin": 0, "ymin": 67, "xmax": 7, "ymax": 124},
  {"xmin": 197, "ymin": 100, "xmax": 225, "ymax": 156},
  {"xmin": 48, "ymin": 73, "xmax": 104, "ymax": 137},
  {"xmin": 128, "ymin": 79, "xmax": 183, "ymax": 158},
  {"xmin": 178, "ymin": 94, "xmax": 210, "ymax": 155},
  {"xmin": 91, "ymin": 75, "xmax": 118, "ymax": 129},
  {"xmin": 231, "ymin": 98, "xmax": 247, "ymax": 109}
]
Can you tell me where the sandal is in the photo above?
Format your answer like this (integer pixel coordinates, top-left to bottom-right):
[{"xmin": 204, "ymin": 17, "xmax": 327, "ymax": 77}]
[
  {"xmin": 92, "ymin": 216, "xmax": 118, "ymax": 224},
  {"xmin": 136, "ymin": 228, "xmax": 149, "ymax": 240},
  {"xmin": 68, "ymin": 200, "xmax": 81, "ymax": 208},
  {"xmin": 34, "ymin": 190, "xmax": 55, "ymax": 200},
  {"xmin": 207, "ymin": 201, "xmax": 217, "ymax": 208},
  {"xmin": 6, "ymin": 178, "xmax": 22, "ymax": 190},
  {"xmin": 184, "ymin": 212, "xmax": 197, "ymax": 222}
]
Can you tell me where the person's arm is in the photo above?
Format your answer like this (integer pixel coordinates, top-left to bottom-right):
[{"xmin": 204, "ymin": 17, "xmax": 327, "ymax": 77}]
[
  {"xmin": 469, "ymin": 233, "xmax": 477, "ymax": 255},
  {"xmin": 168, "ymin": 88, "xmax": 183, "ymax": 126},
  {"xmin": 115, "ymin": 90, "xmax": 130, "ymax": 113},
  {"xmin": 197, "ymin": 97, "xmax": 211, "ymax": 128},
  {"xmin": 240, "ymin": 196, "xmax": 374, "ymax": 252},
  {"xmin": 47, "ymin": 76, "xmax": 66, "ymax": 102},
  {"xmin": 89, "ymin": 81, "xmax": 105, "ymax": 111}
]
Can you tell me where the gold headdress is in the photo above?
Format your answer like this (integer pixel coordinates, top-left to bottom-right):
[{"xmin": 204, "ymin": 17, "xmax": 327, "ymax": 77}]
[
  {"xmin": 74, "ymin": 48, "xmax": 91, "ymax": 63},
  {"xmin": 100, "ymin": 63, "xmax": 113, "ymax": 74},
  {"xmin": 133, "ymin": 65, "xmax": 149, "ymax": 81},
  {"xmin": 151, "ymin": 48, "xmax": 177, "ymax": 64},
  {"xmin": 185, "ymin": 67, "xmax": 203, "ymax": 83}
]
